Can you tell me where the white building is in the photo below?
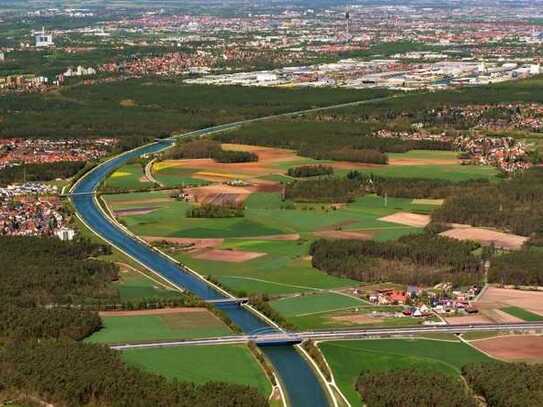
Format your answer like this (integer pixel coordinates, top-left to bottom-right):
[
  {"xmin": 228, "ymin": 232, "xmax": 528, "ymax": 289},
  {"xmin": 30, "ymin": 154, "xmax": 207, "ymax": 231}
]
[
  {"xmin": 55, "ymin": 227, "xmax": 75, "ymax": 241},
  {"xmin": 35, "ymin": 27, "xmax": 54, "ymax": 47},
  {"xmin": 0, "ymin": 52, "xmax": 4, "ymax": 62}
]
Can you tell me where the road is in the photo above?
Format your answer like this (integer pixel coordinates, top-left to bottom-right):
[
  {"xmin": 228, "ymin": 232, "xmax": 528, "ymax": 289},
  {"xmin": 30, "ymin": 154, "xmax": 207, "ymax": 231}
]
[{"xmin": 111, "ymin": 322, "xmax": 543, "ymax": 350}]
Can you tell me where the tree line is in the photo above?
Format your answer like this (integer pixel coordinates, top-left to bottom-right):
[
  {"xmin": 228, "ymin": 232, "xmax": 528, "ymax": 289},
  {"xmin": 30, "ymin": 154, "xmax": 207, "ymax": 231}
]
[{"xmin": 488, "ymin": 250, "xmax": 543, "ymax": 286}]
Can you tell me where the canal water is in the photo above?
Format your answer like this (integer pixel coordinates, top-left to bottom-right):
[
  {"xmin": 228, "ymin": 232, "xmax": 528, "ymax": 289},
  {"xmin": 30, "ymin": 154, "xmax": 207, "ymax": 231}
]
[{"xmin": 72, "ymin": 141, "xmax": 330, "ymax": 407}]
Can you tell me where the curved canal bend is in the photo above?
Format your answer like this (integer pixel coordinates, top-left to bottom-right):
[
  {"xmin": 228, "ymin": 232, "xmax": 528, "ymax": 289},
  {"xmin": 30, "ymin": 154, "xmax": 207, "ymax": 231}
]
[{"xmin": 71, "ymin": 131, "xmax": 331, "ymax": 406}]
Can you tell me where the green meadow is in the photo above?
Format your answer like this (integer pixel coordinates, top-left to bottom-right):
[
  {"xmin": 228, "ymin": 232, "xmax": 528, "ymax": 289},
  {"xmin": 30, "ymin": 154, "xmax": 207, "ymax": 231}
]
[
  {"xmin": 152, "ymin": 165, "xmax": 209, "ymax": 188},
  {"xmin": 122, "ymin": 345, "xmax": 272, "ymax": 396},
  {"xmin": 115, "ymin": 264, "xmax": 183, "ymax": 301},
  {"xmin": 501, "ymin": 306, "xmax": 543, "ymax": 321},
  {"xmin": 271, "ymin": 293, "xmax": 364, "ymax": 318},
  {"xmin": 108, "ymin": 192, "xmax": 429, "ymax": 240},
  {"xmin": 320, "ymin": 339, "xmax": 492, "ymax": 406},
  {"xmin": 103, "ymin": 163, "xmax": 151, "ymax": 190},
  {"xmin": 88, "ymin": 310, "xmax": 231, "ymax": 344}
]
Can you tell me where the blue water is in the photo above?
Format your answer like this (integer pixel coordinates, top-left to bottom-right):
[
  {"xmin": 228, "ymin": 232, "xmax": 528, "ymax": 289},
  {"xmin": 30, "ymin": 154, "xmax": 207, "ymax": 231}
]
[{"xmin": 72, "ymin": 141, "xmax": 330, "ymax": 407}]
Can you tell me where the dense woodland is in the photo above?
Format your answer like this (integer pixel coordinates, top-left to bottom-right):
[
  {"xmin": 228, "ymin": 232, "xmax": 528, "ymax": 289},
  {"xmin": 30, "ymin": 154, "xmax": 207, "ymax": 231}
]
[
  {"xmin": 0, "ymin": 236, "xmax": 116, "ymax": 340},
  {"xmin": 432, "ymin": 167, "xmax": 543, "ymax": 238},
  {"xmin": 347, "ymin": 170, "xmax": 491, "ymax": 199},
  {"xmin": 0, "ymin": 340, "xmax": 267, "ymax": 407},
  {"xmin": 0, "ymin": 161, "xmax": 86, "ymax": 186},
  {"xmin": 0, "ymin": 80, "xmax": 389, "ymax": 140},
  {"xmin": 287, "ymin": 164, "xmax": 334, "ymax": 178},
  {"xmin": 310, "ymin": 234, "xmax": 483, "ymax": 286},
  {"xmin": 356, "ymin": 370, "xmax": 476, "ymax": 407},
  {"xmin": 285, "ymin": 177, "xmax": 364, "ymax": 203},
  {"xmin": 488, "ymin": 250, "xmax": 543, "ymax": 286},
  {"xmin": 463, "ymin": 362, "xmax": 543, "ymax": 407}
]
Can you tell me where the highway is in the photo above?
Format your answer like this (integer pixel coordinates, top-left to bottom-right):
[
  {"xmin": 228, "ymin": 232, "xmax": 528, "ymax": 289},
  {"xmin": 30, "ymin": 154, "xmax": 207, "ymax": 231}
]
[{"xmin": 111, "ymin": 322, "xmax": 543, "ymax": 350}]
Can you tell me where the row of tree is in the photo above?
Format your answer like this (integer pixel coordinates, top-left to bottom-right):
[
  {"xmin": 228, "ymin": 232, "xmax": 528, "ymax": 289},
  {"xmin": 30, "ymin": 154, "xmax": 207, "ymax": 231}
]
[{"xmin": 488, "ymin": 250, "xmax": 543, "ymax": 286}]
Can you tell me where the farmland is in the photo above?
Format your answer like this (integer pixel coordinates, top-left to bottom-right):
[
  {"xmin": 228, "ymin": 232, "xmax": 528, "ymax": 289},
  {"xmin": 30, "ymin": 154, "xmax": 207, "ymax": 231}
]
[
  {"xmin": 102, "ymin": 163, "xmax": 151, "ymax": 191},
  {"xmin": 122, "ymin": 345, "xmax": 272, "ymax": 396},
  {"xmin": 87, "ymin": 308, "xmax": 231, "ymax": 344},
  {"xmin": 319, "ymin": 339, "xmax": 491, "ymax": 405}
]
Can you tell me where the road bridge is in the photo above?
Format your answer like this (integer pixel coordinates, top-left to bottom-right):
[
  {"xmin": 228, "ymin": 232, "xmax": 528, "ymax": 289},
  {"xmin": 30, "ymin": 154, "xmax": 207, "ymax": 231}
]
[
  {"xmin": 111, "ymin": 322, "xmax": 543, "ymax": 351},
  {"xmin": 205, "ymin": 297, "xmax": 249, "ymax": 305}
]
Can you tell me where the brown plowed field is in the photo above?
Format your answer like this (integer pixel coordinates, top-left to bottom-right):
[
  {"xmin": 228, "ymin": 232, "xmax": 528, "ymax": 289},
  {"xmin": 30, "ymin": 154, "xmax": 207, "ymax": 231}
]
[
  {"xmin": 444, "ymin": 314, "xmax": 494, "ymax": 325},
  {"xmin": 378, "ymin": 212, "xmax": 431, "ymax": 228},
  {"xmin": 477, "ymin": 287, "xmax": 543, "ymax": 316},
  {"xmin": 313, "ymin": 230, "xmax": 374, "ymax": 240},
  {"xmin": 440, "ymin": 227, "xmax": 528, "ymax": 250},
  {"xmin": 191, "ymin": 249, "xmax": 266, "ymax": 263},
  {"xmin": 472, "ymin": 335, "xmax": 543, "ymax": 362}
]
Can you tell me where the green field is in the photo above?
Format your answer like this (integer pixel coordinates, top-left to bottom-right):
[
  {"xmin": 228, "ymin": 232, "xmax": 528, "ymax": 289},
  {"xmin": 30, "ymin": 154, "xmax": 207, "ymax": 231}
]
[
  {"xmin": 112, "ymin": 192, "xmax": 428, "ymax": 240},
  {"xmin": 115, "ymin": 264, "xmax": 183, "ymax": 301},
  {"xmin": 182, "ymin": 239, "xmax": 358, "ymax": 295},
  {"xmin": 320, "ymin": 339, "xmax": 492, "ymax": 405},
  {"xmin": 88, "ymin": 309, "xmax": 231, "ymax": 344},
  {"xmin": 122, "ymin": 345, "xmax": 272, "ymax": 396},
  {"xmin": 103, "ymin": 163, "xmax": 151, "ymax": 190},
  {"xmin": 153, "ymin": 165, "xmax": 209, "ymax": 188},
  {"xmin": 103, "ymin": 192, "xmax": 433, "ymax": 295},
  {"xmin": 501, "ymin": 306, "xmax": 543, "ymax": 321},
  {"xmin": 271, "ymin": 293, "xmax": 365, "ymax": 317}
]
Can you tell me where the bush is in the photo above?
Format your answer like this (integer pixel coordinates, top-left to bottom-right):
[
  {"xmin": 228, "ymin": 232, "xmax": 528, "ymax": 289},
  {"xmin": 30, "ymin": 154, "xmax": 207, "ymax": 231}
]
[{"xmin": 186, "ymin": 203, "xmax": 244, "ymax": 218}]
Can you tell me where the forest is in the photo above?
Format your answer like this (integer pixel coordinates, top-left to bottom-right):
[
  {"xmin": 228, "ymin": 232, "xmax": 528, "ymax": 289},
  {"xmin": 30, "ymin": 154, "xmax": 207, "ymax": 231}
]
[
  {"xmin": 0, "ymin": 80, "xmax": 389, "ymax": 141},
  {"xmin": 310, "ymin": 234, "xmax": 483, "ymax": 286},
  {"xmin": 0, "ymin": 236, "xmax": 116, "ymax": 340},
  {"xmin": 432, "ymin": 167, "xmax": 543, "ymax": 238},
  {"xmin": 488, "ymin": 250, "xmax": 543, "ymax": 286},
  {"xmin": 463, "ymin": 362, "xmax": 543, "ymax": 407},
  {"xmin": 0, "ymin": 161, "xmax": 86, "ymax": 186},
  {"xmin": 356, "ymin": 370, "xmax": 476, "ymax": 407},
  {"xmin": 347, "ymin": 170, "xmax": 491, "ymax": 199},
  {"xmin": 0, "ymin": 340, "xmax": 268, "ymax": 407},
  {"xmin": 285, "ymin": 177, "xmax": 364, "ymax": 203}
]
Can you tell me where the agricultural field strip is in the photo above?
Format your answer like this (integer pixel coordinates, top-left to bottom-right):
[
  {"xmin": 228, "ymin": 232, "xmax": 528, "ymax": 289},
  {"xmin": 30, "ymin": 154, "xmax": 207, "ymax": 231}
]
[{"xmin": 221, "ymin": 276, "xmax": 328, "ymax": 291}]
